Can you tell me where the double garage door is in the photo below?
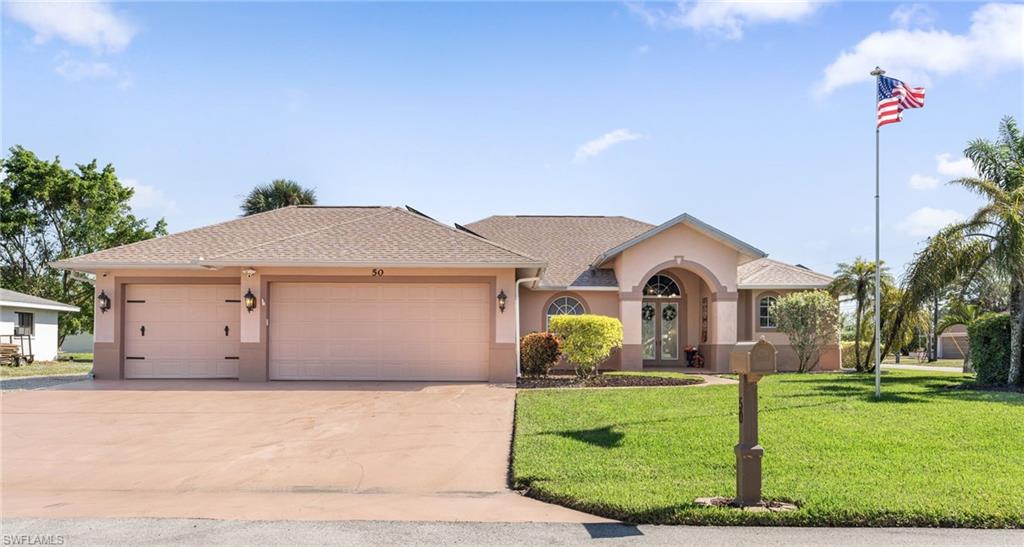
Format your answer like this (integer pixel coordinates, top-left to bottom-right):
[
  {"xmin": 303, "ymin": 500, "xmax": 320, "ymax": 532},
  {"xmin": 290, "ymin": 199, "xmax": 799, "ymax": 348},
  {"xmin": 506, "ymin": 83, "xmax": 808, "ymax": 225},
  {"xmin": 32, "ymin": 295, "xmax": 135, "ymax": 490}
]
[
  {"xmin": 123, "ymin": 282, "xmax": 491, "ymax": 381},
  {"xmin": 269, "ymin": 282, "xmax": 491, "ymax": 381}
]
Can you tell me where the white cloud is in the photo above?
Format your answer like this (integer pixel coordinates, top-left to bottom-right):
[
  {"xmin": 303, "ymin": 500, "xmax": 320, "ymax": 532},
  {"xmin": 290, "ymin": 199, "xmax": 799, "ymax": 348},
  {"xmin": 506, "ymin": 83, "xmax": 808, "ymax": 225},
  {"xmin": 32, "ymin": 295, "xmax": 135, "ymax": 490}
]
[
  {"xmin": 817, "ymin": 3, "xmax": 1024, "ymax": 95},
  {"xmin": 5, "ymin": 1, "xmax": 137, "ymax": 52},
  {"xmin": 897, "ymin": 207, "xmax": 964, "ymax": 236},
  {"xmin": 54, "ymin": 57, "xmax": 115, "ymax": 80},
  {"xmin": 890, "ymin": 4, "xmax": 936, "ymax": 29},
  {"xmin": 123, "ymin": 179, "xmax": 179, "ymax": 216},
  {"xmin": 935, "ymin": 153, "xmax": 976, "ymax": 178},
  {"xmin": 909, "ymin": 174, "xmax": 939, "ymax": 190},
  {"xmin": 628, "ymin": 1, "xmax": 824, "ymax": 40},
  {"xmin": 573, "ymin": 129, "xmax": 645, "ymax": 163}
]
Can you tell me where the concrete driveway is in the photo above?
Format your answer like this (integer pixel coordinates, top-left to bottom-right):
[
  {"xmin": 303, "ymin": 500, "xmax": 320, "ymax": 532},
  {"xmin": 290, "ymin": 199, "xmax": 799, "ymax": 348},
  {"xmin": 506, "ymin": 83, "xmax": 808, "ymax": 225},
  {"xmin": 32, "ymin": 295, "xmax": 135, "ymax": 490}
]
[{"xmin": 1, "ymin": 380, "xmax": 603, "ymax": 523}]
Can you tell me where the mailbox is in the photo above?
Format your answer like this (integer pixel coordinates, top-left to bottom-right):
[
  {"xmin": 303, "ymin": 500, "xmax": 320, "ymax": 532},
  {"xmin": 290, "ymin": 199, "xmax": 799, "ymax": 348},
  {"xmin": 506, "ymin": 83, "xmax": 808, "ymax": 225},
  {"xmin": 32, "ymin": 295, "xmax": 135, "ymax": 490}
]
[{"xmin": 729, "ymin": 338, "xmax": 778, "ymax": 376}]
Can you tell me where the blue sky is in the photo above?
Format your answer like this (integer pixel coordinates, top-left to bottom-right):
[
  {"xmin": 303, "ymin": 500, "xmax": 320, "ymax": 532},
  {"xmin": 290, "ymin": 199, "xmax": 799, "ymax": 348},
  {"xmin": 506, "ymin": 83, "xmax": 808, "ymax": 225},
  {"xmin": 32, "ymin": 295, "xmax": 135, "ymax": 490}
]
[{"xmin": 3, "ymin": 1, "xmax": 1022, "ymax": 277}]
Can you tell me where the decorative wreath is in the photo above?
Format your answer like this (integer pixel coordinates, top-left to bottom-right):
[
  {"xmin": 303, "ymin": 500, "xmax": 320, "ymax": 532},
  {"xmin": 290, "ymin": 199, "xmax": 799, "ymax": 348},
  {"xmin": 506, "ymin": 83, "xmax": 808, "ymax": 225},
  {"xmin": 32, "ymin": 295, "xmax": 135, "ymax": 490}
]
[
  {"xmin": 641, "ymin": 304, "xmax": 655, "ymax": 321},
  {"xmin": 662, "ymin": 306, "xmax": 677, "ymax": 321}
]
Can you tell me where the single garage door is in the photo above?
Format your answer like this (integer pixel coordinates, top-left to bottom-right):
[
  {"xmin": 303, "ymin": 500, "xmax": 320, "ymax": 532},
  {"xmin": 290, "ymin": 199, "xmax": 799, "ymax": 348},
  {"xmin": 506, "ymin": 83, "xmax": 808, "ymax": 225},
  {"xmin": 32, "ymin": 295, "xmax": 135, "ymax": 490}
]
[
  {"xmin": 123, "ymin": 284, "xmax": 240, "ymax": 379},
  {"xmin": 269, "ymin": 282, "xmax": 490, "ymax": 381}
]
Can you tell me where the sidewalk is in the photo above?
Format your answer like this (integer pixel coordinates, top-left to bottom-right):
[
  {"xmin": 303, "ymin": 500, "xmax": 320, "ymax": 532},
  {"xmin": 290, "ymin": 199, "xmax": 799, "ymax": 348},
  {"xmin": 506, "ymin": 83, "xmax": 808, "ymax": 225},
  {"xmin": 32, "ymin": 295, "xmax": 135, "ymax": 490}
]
[{"xmin": 4, "ymin": 518, "xmax": 1021, "ymax": 546}]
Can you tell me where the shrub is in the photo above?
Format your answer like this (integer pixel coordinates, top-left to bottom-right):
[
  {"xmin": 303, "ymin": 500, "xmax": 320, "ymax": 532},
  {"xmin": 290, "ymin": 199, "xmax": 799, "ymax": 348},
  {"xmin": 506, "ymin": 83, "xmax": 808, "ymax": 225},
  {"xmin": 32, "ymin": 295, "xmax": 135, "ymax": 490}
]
[
  {"xmin": 772, "ymin": 290, "xmax": 841, "ymax": 372},
  {"xmin": 969, "ymin": 313, "xmax": 1011, "ymax": 385},
  {"xmin": 548, "ymin": 314, "xmax": 623, "ymax": 379},
  {"xmin": 841, "ymin": 341, "xmax": 871, "ymax": 369},
  {"xmin": 520, "ymin": 332, "xmax": 562, "ymax": 376}
]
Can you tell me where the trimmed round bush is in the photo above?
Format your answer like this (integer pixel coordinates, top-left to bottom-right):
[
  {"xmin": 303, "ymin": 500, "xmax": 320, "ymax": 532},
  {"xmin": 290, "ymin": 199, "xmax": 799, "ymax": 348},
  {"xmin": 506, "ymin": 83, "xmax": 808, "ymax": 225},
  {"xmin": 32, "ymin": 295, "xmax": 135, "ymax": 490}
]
[
  {"xmin": 968, "ymin": 312, "xmax": 1011, "ymax": 385},
  {"xmin": 548, "ymin": 314, "xmax": 624, "ymax": 379},
  {"xmin": 520, "ymin": 332, "xmax": 562, "ymax": 377}
]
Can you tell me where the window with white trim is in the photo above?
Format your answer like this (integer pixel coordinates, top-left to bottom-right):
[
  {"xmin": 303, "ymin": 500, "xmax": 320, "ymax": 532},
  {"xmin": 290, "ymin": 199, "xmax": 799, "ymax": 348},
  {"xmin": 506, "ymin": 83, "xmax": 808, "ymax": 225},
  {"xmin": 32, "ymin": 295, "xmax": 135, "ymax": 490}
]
[
  {"xmin": 546, "ymin": 296, "xmax": 584, "ymax": 329},
  {"xmin": 758, "ymin": 296, "xmax": 777, "ymax": 328},
  {"xmin": 15, "ymin": 312, "xmax": 34, "ymax": 336}
]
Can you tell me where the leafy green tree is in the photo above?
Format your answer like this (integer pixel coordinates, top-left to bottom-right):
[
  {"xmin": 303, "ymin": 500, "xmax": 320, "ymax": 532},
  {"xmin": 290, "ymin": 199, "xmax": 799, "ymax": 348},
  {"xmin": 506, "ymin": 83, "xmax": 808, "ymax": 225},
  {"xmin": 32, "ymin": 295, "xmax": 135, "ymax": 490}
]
[
  {"xmin": 771, "ymin": 290, "xmax": 840, "ymax": 373},
  {"xmin": 1, "ymin": 146, "xmax": 167, "ymax": 343},
  {"xmin": 240, "ymin": 179, "xmax": 316, "ymax": 215},
  {"xmin": 548, "ymin": 315, "xmax": 623, "ymax": 379},
  {"xmin": 829, "ymin": 258, "xmax": 891, "ymax": 372},
  {"xmin": 897, "ymin": 116, "xmax": 1023, "ymax": 385}
]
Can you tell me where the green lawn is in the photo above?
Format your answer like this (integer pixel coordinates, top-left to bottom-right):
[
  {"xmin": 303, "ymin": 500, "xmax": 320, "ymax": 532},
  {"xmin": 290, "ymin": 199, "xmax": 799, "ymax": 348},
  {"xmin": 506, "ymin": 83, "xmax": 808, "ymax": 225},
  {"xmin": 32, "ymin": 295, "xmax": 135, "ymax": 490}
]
[
  {"xmin": 0, "ymin": 358, "xmax": 93, "ymax": 378},
  {"xmin": 513, "ymin": 370, "xmax": 1024, "ymax": 527}
]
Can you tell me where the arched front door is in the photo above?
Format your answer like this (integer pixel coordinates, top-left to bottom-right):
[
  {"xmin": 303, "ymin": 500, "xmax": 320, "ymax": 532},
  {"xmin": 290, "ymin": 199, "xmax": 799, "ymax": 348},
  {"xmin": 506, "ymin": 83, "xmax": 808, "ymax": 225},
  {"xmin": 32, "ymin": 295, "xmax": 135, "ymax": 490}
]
[{"xmin": 641, "ymin": 273, "xmax": 683, "ymax": 366}]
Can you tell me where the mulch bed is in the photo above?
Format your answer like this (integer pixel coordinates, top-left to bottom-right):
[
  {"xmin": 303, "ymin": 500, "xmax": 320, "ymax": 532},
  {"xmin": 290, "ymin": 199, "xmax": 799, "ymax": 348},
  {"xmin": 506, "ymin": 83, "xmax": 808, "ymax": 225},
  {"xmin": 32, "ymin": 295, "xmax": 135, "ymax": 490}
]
[{"xmin": 517, "ymin": 374, "xmax": 704, "ymax": 389}]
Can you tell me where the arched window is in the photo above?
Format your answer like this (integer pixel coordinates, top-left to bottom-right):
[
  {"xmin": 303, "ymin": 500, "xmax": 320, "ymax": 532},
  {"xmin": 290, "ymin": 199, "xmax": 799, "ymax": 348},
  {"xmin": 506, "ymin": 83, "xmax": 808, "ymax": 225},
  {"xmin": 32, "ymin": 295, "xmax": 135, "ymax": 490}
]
[
  {"xmin": 546, "ymin": 296, "xmax": 585, "ymax": 329},
  {"xmin": 643, "ymin": 274, "xmax": 681, "ymax": 298},
  {"xmin": 759, "ymin": 296, "xmax": 778, "ymax": 328}
]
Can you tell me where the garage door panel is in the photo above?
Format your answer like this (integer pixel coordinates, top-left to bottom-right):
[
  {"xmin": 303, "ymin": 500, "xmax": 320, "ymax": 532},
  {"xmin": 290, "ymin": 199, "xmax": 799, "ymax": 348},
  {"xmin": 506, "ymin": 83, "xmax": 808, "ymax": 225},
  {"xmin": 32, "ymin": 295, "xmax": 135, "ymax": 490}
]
[
  {"xmin": 123, "ymin": 284, "xmax": 240, "ymax": 379},
  {"xmin": 270, "ymin": 282, "xmax": 491, "ymax": 381}
]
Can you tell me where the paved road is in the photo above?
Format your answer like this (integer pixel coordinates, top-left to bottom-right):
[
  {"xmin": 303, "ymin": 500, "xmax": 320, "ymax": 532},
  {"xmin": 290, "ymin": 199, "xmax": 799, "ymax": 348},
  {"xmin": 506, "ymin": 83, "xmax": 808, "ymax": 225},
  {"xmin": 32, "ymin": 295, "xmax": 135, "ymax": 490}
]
[
  {"xmin": 881, "ymin": 364, "xmax": 965, "ymax": 373},
  {"xmin": 3, "ymin": 518, "xmax": 1022, "ymax": 546},
  {"xmin": 0, "ymin": 374, "xmax": 90, "ymax": 391}
]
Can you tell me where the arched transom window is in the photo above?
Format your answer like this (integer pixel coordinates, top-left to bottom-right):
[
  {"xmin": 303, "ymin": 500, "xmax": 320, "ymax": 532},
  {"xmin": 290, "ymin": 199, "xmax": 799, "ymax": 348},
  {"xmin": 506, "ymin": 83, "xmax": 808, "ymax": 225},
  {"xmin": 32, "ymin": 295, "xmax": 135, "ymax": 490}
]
[
  {"xmin": 546, "ymin": 296, "xmax": 585, "ymax": 329},
  {"xmin": 759, "ymin": 295, "xmax": 778, "ymax": 328},
  {"xmin": 643, "ymin": 274, "xmax": 681, "ymax": 298}
]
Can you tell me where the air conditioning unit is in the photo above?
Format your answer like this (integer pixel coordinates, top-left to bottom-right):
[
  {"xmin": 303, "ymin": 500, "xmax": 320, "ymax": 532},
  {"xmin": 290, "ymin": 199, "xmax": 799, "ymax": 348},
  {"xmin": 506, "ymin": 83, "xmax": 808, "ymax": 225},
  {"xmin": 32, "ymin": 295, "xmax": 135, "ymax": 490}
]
[{"xmin": 13, "ymin": 326, "xmax": 31, "ymax": 336}]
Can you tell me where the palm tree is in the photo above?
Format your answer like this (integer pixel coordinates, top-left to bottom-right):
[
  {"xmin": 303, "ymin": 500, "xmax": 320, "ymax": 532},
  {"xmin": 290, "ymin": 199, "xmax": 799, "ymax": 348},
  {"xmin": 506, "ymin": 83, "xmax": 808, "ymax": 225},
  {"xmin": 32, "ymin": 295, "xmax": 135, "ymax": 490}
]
[
  {"xmin": 938, "ymin": 299, "xmax": 982, "ymax": 335},
  {"xmin": 877, "ymin": 285, "xmax": 929, "ymax": 364},
  {"xmin": 241, "ymin": 179, "xmax": 316, "ymax": 216},
  {"xmin": 898, "ymin": 116, "xmax": 1024, "ymax": 385},
  {"xmin": 829, "ymin": 258, "xmax": 889, "ymax": 371}
]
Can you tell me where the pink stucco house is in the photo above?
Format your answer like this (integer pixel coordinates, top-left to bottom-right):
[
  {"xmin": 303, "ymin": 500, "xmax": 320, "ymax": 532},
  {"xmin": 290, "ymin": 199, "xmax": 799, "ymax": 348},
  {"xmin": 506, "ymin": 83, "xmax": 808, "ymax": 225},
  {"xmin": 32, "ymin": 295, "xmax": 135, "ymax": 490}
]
[{"xmin": 52, "ymin": 206, "xmax": 838, "ymax": 383}]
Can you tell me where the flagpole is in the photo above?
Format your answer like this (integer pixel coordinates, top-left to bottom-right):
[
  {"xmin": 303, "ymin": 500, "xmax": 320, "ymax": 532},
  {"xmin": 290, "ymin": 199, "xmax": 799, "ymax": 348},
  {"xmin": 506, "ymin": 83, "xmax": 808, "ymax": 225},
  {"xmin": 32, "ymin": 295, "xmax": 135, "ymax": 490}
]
[{"xmin": 871, "ymin": 66, "xmax": 885, "ymax": 398}]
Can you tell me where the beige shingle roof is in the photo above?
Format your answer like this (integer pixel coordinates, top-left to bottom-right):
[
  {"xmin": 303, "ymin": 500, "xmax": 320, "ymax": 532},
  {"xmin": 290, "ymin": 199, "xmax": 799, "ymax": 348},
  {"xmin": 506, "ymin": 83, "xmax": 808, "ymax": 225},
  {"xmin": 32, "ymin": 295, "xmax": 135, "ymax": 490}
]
[
  {"xmin": 464, "ymin": 216, "xmax": 654, "ymax": 288},
  {"xmin": 737, "ymin": 258, "xmax": 832, "ymax": 289},
  {"xmin": 52, "ymin": 206, "xmax": 544, "ymax": 270}
]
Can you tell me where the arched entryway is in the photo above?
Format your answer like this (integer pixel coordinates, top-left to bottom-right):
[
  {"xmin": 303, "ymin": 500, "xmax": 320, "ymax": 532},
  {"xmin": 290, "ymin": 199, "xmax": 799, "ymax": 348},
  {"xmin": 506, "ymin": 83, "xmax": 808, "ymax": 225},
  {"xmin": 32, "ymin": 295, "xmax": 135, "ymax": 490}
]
[{"xmin": 641, "ymin": 272, "xmax": 685, "ymax": 366}]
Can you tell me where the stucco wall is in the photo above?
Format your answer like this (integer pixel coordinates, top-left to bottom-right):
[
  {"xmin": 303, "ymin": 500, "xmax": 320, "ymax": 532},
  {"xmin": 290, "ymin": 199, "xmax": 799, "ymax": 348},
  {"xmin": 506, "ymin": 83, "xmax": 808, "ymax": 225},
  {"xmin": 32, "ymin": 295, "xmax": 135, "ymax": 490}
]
[
  {"xmin": 0, "ymin": 306, "xmax": 60, "ymax": 361},
  {"xmin": 519, "ymin": 288, "xmax": 623, "ymax": 369},
  {"xmin": 742, "ymin": 288, "xmax": 841, "ymax": 371},
  {"xmin": 615, "ymin": 223, "xmax": 741, "ymax": 295}
]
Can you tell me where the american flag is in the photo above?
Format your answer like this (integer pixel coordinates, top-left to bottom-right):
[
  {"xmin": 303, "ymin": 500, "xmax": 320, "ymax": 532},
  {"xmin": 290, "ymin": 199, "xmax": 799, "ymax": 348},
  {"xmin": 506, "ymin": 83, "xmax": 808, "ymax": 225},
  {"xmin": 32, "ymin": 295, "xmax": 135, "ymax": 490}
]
[{"xmin": 877, "ymin": 75, "xmax": 925, "ymax": 128}]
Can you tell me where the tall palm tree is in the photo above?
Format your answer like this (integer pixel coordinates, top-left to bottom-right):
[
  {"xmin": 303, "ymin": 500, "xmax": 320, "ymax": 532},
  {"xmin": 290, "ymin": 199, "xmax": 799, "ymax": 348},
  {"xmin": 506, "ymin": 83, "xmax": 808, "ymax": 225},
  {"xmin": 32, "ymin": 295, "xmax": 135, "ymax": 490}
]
[
  {"xmin": 829, "ymin": 258, "xmax": 889, "ymax": 371},
  {"xmin": 897, "ymin": 116, "xmax": 1024, "ymax": 384},
  {"xmin": 241, "ymin": 179, "xmax": 316, "ymax": 216}
]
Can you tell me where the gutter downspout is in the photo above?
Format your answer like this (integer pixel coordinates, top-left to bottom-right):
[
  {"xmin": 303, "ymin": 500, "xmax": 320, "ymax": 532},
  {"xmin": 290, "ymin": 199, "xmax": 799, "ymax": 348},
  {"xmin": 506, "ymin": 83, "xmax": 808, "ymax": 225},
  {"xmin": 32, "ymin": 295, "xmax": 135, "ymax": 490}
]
[{"xmin": 514, "ymin": 276, "xmax": 541, "ymax": 378}]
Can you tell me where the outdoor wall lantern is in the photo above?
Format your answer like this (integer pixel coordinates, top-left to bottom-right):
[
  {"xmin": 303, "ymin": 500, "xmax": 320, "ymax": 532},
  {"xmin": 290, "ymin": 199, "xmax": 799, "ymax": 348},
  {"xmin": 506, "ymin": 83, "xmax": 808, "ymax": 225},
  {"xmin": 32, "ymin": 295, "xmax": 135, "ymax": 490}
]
[
  {"xmin": 244, "ymin": 289, "xmax": 257, "ymax": 313},
  {"xmin": 497, "ymin": 290, "xmax": 507, "ymax": 313},
  {"xmin": 97, "ymin": 290, "xmax": 111, "ymax": 313}
]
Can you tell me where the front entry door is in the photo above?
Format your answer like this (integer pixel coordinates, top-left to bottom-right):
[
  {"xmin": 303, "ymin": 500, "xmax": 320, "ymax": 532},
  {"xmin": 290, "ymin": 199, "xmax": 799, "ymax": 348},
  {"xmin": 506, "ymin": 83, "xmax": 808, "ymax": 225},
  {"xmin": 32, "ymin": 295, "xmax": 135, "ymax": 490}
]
[{"xmin": 642, "ymin": 300, "xmax": 680, "ymax": 365}]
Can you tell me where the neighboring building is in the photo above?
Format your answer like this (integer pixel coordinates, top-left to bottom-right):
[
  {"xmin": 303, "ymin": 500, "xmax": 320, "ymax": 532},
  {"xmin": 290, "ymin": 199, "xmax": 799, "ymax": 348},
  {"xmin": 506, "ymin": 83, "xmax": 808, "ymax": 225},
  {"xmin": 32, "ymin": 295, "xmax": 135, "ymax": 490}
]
[
  {"xmin": 0, "ymin": 289, "xmax": 81, "ymax": 361},
  {"xmin": 938, "ymin": 324, "xmax": 970, "ymax": 360},
  {"xmin": 52, "ymin": 206, "xmax": 838, "ymax": 382}
]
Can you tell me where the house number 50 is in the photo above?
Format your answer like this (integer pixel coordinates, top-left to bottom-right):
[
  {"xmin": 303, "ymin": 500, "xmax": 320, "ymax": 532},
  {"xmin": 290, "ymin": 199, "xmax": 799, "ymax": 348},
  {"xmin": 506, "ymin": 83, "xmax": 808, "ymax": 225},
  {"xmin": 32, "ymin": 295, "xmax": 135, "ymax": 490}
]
[{"xmin": 372, "ymin": 269, "xmax": 384, "ymax": 277}]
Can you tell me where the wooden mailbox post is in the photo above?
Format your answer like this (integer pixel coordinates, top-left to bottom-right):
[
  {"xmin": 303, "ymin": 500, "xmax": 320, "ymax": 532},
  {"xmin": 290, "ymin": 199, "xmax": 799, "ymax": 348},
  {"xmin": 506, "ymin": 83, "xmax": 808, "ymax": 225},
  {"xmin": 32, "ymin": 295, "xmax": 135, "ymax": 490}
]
[{"xmin": 729, "ymin": 337, "xmax": 778, "ymax": 507}]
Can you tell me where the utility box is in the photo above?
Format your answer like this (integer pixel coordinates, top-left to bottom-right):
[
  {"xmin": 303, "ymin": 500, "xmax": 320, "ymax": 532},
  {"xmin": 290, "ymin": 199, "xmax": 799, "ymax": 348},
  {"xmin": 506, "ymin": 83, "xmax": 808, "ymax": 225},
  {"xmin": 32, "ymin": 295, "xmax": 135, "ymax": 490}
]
[{"xmin": 730, "ymin": 338, "xmax": 778, "ymax": 376}]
